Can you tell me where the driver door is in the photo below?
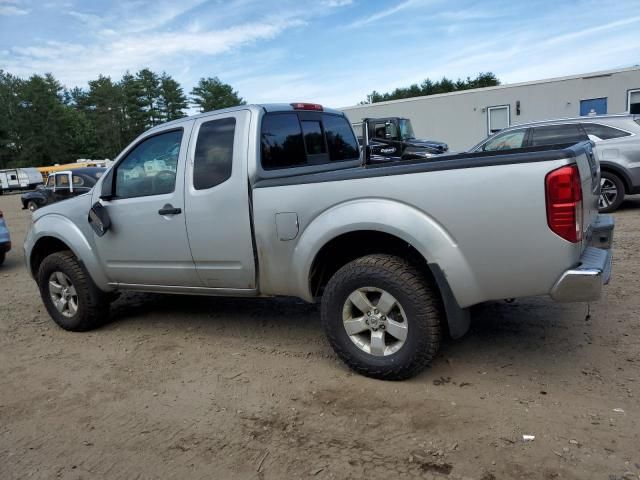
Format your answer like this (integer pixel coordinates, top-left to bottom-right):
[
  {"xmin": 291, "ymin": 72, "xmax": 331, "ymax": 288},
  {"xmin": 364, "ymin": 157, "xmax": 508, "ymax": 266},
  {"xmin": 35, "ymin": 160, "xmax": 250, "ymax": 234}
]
[{"xmin": 92, "ymin": 123, "xmax": 201, "ymax": 287}]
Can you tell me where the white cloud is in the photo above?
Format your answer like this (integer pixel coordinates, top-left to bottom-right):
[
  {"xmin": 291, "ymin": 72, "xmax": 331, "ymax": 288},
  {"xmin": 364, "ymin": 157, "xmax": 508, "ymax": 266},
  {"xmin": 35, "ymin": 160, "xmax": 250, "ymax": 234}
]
[
  {"xmin": 348, "ymin": 0, "xmax": 419, "ymax": 28},
  {"xmin": 0, "ymin": 0, "xmax": 29, "ymax": 16},
  {"xmin": 3, "ymin": 17, "xmax": 305, "ymax": 88},
  {"xmin": 321, "ymin": 0, "xmax": 353, "ymax": 6}
]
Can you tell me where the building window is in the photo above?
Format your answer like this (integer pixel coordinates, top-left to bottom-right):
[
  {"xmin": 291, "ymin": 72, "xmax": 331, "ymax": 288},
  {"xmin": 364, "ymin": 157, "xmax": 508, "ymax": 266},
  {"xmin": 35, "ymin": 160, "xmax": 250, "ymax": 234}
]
[
  {"xmin": 487, "ymin": 105, "xmax": 510, "ymax": 135},
  {"xmin": 580, "ymin": 97, "xmax": 607, "ymax": 116},
  {"xmin": 629, "ymin": 89, "xmax": 640, "ymax": 114}
]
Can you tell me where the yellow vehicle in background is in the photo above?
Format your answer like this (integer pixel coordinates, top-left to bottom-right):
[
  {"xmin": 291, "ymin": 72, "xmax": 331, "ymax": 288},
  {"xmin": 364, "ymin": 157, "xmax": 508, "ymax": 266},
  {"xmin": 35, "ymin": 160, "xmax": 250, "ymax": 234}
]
[{"xmin": 37, "ymin": 160, "xmax": 110, "ymax": 182}]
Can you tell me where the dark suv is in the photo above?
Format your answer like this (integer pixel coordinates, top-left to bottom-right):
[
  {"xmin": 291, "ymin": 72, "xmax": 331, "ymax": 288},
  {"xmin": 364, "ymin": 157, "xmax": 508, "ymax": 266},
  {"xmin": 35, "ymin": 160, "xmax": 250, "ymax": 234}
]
[{"xmin": 470, "ymin": 114, "xmax": 640, "ymax": 212}]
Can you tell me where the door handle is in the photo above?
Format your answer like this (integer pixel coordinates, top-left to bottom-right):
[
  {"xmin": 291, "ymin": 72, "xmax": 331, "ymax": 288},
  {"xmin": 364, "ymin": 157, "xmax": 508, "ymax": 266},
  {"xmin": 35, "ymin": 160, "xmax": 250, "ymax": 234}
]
[{"xmin": 158, "ymin": 204, "xmax": 182, "ymax": 215}]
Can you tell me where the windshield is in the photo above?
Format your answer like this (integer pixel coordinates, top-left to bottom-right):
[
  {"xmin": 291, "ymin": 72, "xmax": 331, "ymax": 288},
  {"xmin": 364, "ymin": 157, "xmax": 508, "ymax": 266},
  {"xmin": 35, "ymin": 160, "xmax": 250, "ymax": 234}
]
[{"xmin": 399, "ymin": 119, "xmax": 415, "ymax": 140}]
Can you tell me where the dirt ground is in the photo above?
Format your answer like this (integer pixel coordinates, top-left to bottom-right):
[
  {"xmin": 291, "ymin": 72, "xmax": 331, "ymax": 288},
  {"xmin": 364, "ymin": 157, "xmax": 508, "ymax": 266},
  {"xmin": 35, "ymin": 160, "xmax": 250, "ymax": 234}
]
[{"xmin": 0, "ymin": 194, "xmax": 639, "ymax": 480}]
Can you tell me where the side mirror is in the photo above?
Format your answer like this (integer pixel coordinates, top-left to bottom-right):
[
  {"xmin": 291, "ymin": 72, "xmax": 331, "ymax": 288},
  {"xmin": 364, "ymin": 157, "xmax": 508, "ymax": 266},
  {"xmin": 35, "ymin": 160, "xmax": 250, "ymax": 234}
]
[
  {"xmin": 88, "ymin": 202, "xmax": 111, "ymax": 237},
  {"xmin": 100, "ymin": 170, "xmax": 114, "ymax": 200}
]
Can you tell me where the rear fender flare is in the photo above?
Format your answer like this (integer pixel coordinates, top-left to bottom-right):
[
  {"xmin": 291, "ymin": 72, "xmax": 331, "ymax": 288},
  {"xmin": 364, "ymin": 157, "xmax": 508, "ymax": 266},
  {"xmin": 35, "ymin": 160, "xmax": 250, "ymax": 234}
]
[{"xmin": 291, "ymin": 198, "xmax": 483, "ymax": 308}]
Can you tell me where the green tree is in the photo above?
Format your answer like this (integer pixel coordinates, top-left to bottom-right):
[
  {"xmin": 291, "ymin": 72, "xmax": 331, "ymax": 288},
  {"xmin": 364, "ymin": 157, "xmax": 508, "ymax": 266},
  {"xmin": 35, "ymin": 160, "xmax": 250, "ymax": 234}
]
[
  {"xmin": 136, "ymin": 68, "xmax": 162, "ymax": 127},
  {"xmin": 361, "ymin": 72, "xmax": 500, "ymax": 104},
  {"xmin": 81, "ymin": 75, "xmax": 124, "ymax": 158},
  {"xmin": 0, "ymin": 70, "xmax": 23, "ymax": 168},
  {"xmin": 0, "ymin": 69, "xmax": 245, "ymax": 167},
  {"xmin": 190, "ymin": 77, "xmax": 245, "ymax": 112},
  {"xmin": 12, "ymin": 74, "xmax": 73, "ymax": 166},
  {"xmin": 159, "ymin": 73, "xmax": 187, "ymax": 121},
  {"xmin": 120, "ymin": 71, "xmax": 147, "ymax": 144}
]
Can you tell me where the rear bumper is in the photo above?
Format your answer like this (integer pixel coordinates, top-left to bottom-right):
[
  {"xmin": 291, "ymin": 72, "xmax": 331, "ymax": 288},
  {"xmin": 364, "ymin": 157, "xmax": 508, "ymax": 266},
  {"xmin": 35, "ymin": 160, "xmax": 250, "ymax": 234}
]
[{"xmin": 550, "ymin": 214, "xmax": 614, "ymax": 303}]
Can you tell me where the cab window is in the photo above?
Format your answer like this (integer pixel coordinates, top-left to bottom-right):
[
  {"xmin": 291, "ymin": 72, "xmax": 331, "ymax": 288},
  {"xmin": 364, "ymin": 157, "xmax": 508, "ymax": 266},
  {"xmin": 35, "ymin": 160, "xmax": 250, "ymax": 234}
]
[
  {"xmin": 193, "ymin": 118, "xmax": 235, "ymax": 190},
  {"xmin": 72, "ymin": 175, "xmax": 85, "ymax": 186},
  {"xmin": 260, "ymin": 113, "xmax": 306, "ymax": 169},
  {"xmin": 114, "ymin": 129, "xmax": 183, "ymax": 199},
  {"xmin": 260, "ymin": 113, "xmax": 359, "ymax": 170},
  {"xmin": 482, "ymin": 129, "xmax": 526, "ymax": 151},
  {"xmin": 46, "ymin": 176, "xmax": 55, "ymax": 188}
]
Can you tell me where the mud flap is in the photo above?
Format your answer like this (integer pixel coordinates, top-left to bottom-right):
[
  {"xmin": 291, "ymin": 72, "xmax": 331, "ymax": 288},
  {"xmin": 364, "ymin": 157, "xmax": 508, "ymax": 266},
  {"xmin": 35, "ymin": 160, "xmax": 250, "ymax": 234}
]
[{"xmin": 429, "ymin": 263, "xmax": 470, "ymax": 339}]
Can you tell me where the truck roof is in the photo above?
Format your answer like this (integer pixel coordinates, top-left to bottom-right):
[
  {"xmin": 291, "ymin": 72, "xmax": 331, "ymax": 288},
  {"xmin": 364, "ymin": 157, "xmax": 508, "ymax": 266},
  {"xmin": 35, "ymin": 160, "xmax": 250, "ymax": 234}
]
[{"xmin": 152, "ymin": 103, "xmax": 345, "ymax": 132}]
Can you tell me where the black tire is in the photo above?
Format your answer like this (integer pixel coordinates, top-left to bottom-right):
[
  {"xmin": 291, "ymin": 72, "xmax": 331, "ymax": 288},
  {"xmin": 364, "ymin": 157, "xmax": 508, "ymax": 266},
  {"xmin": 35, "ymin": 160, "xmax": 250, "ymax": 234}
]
[
  {"xmin": 599, "ymin": 171, "xmax": 625, "ymax": 213},
  {"xmin": 37, "ymin": 250, "xmax": 110, "ymax": 331},
  {"xmin": 321, "ymin": 254, "xmax": 443, "ymax": 380},
  {"xmin": 27, "ymin": 200, "xmax": 38, "ymax": 212},
  {"xmin": 0, "ymin": 251, "xmax": 5, "ymax": 266}
]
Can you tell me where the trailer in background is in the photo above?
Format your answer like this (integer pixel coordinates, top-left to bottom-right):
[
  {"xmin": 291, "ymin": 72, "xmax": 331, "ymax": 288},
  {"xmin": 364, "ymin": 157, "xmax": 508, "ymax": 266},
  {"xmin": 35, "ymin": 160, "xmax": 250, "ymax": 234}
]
[{"xmin": 0, "ymin": 168, "xmax": 43, "ymax": 194}]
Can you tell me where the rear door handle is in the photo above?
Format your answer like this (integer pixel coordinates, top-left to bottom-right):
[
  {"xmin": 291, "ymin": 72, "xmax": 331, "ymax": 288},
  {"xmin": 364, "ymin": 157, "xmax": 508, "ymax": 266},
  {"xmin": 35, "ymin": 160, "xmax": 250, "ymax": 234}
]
[{"xmin": 158, "ymin": 204, "xmax": 182, "ymax": 215}]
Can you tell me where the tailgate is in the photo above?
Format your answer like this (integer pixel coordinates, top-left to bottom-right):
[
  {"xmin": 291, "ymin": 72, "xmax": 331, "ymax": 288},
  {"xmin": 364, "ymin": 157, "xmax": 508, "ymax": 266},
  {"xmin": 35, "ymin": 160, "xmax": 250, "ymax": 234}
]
[{"xmin": 574, "ymin": 142, "xmax": 600, "ymax": 249}]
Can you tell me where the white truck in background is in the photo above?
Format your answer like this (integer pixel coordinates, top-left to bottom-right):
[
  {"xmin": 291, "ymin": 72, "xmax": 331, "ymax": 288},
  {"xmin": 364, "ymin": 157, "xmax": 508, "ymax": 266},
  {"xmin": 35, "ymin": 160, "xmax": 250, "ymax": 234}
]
[{"xmin": 0, "ymin": 168, "xmax": 43, "ymax": 194}]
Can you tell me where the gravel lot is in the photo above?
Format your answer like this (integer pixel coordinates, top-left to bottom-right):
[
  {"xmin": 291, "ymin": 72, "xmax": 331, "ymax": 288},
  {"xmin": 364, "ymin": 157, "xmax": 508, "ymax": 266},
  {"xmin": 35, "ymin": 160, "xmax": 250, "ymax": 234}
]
[{"xmin": 1, "ymin": 194, "xmax": 639, "ymax": 480}]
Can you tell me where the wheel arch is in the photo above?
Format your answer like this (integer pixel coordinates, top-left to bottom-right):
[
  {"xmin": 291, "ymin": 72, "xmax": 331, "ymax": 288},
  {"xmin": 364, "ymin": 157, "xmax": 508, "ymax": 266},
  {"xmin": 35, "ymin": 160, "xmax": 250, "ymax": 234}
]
[
  {"xmin": 27, "ymin": 214, "xmax": 112, "ymax": 291},
  {"xmin": 292, "ymin": 199, "xmax": 478, "ymax": 338},
  {"xmin": 600, "ymin": 162, "xmax": 632, "ymax": 194}
]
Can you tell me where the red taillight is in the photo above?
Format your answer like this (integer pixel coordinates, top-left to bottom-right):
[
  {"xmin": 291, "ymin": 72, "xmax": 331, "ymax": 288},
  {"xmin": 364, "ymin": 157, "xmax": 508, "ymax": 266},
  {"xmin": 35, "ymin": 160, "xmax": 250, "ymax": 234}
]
[
  {"xmin": 545, "ymin": 165, "xmax": 583, "ymax": 243},
  {"xmin": 290, "ymin": 102, "xmax": 323, "ymax": 111}
]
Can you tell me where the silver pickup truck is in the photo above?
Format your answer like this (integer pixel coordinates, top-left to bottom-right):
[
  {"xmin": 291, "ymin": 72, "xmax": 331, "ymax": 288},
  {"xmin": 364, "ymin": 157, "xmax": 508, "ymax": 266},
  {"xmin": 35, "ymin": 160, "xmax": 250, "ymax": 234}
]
[{"xmin": 24, "ymin": 103, "xmax": 614, "ymax": 380}]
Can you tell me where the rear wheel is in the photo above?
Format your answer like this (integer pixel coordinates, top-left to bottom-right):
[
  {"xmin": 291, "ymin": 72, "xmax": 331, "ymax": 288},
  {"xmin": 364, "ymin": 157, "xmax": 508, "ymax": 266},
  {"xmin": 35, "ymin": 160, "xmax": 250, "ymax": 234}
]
[
  {"xmin": 27, "ymin": 200, "xmax": 38, "ymax": 212},
  {"xmin": 37, "ymin": 251, "xmax": 110, "ymax": 331},
  {"xmin": 321, "ymin": 254, "xmax": 443, "ymax": 380},
  {"xmin": 599, "ymin": 171, "xmax": 625, "ymax": 213}
]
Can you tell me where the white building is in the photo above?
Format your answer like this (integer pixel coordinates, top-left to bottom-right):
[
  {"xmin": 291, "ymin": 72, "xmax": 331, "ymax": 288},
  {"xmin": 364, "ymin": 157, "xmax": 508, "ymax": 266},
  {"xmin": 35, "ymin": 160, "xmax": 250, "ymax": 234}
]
[{"xmin": 341, "ymin": 66, "xmax": 640, "ymax": 151}]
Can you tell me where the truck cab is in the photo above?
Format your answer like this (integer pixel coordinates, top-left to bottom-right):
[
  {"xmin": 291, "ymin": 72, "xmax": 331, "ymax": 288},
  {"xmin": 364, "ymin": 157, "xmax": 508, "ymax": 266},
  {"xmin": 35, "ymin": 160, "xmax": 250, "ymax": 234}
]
[{"xmin": 352, "ymin": 117, "xmax": 448, "ymax": 162}]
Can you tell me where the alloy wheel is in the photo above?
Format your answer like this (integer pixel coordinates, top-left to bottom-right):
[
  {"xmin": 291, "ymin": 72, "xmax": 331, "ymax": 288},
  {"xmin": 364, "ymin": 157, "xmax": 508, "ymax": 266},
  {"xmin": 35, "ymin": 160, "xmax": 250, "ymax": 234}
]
[
  {"xmin": 342, "ymin": 287, "xmax": 408, "ymax": 356},
  {"xmin": 48, "ymin": 271, "xmax": 79, "ymax": 318},
  {"xmin": 599, "ymin": 177, "xmax": 618, "ymax": 210}
]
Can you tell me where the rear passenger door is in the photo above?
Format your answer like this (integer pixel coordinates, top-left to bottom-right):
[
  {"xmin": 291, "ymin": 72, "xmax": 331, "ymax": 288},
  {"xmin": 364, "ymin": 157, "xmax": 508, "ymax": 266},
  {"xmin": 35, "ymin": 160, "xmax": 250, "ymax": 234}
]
[
  {"xmin": 184, "ymin": 109, "xmax": 257, "ymax": 289},
  {"xmin": 529, "ymin": 124, "xmax": 588, "ymax": 147}
]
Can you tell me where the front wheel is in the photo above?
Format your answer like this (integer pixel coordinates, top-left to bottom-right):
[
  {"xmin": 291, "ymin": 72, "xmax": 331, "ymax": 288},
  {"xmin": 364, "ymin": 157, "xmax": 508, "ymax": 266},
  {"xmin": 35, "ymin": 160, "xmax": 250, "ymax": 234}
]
[
  {"xmin": 599, "ymin": 171, "xmax": 625, "ymax": 213},
  {"xmin": 27, "ymin": 200, "xmax": 38, "ymax": 212},
  {"xmin": 321, "ymin": 254, "xmax": 443, "ymax": 380},
  {"xmin": 37, "ymin": 251, "xmax": 110, "ymax": 331}
]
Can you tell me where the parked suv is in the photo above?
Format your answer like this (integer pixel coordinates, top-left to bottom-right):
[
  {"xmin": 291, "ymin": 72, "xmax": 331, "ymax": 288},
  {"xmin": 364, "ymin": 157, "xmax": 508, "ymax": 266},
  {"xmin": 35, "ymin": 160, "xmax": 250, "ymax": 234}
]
[{"xmin": 470, "ymin": 114, "xmax": 640, "ymax": 212}]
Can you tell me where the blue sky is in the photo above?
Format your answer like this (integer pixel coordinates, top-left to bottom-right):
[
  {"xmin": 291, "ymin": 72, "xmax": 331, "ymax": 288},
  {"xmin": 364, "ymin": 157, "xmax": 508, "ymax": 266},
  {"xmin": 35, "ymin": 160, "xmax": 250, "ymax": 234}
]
[{"xmin": 1, "ymin": 0, "xmax": 639, "ymax": 107}]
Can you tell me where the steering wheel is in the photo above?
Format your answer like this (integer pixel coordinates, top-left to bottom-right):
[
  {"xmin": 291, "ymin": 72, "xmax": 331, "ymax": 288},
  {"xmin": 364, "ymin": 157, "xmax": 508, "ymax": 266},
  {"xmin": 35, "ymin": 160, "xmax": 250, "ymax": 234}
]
[{"xmin": 152, "ymin": 170, "xmax": 176, "ymax": 193}]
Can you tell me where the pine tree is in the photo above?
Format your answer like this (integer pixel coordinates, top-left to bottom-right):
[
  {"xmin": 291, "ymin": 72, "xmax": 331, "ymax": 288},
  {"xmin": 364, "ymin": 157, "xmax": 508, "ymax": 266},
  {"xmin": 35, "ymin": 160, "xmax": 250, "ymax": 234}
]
[
  {"xmin": 120, "ymin": 71, "xmax": 147, "ymax": 144},
  {"xmin": 136, "ymin": 68, "xmax": 162, "ymax": 127},
  {"xmin": 159, "ymin": 73, "xmax": 187, "ymax": 121},
  {"xmin": 190, "ymin": 77, "xmax": 245, "ymax": 112}
]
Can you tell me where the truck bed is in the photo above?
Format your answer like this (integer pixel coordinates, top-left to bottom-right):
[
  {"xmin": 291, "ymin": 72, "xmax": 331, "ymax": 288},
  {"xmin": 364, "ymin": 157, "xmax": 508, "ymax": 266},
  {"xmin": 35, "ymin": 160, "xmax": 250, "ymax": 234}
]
[{"xmin": 251, "ymin": 142, "xmax": 600, "ymax": 308}]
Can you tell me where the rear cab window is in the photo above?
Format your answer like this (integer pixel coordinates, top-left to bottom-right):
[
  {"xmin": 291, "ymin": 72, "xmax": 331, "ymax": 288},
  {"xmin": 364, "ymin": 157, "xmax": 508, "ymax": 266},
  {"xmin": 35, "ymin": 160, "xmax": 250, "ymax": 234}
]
[{"xmin": 261, "ymin": 112, "xmax": 359, "ymax": 171}]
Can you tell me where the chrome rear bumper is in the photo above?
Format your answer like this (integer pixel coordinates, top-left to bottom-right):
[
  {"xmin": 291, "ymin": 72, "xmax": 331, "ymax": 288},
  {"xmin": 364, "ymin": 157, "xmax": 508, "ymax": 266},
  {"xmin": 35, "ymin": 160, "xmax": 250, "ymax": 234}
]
[{"xmin": 550, "ymin": 214, "xmax": 614, "ymax": 303}]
